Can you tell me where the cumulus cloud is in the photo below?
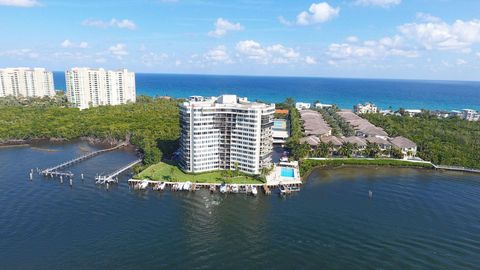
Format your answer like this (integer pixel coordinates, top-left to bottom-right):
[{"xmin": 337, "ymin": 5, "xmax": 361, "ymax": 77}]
[
  {"xmin": 141, "ymin": 51, "xmax": 169, "ymax": 66},
  {"xmin": 236, "ymin": 40, "xmax": 302, "ymax": 64},
  {"xmin": 354, "ymin": 0, "xmax": 401, "ymax": 8},
  {"xmin": 327, "ymin": 35, "xmax": 419, "ymax": 64},
  {"xmin": 305, "ymin": 56, "xmax": 317, "ymax": 65},
  {"xmin": 278, "ymin": 16, "xmax": 293, "ymax": 26},
  {"xmin": 346, "ymin": 36, "xmax": 359, "ymax": 43},
  {"xmin": 204, "ymin": 45, "xmax": 232, "ymax": 63},
  {"xmin": 108, "ymin": 44, "xmax": 128, "ymax": 59},
  {"xmin": 61, "ymin": 39, "xmax": 89, "ymax": 49},
  {"xmin": 296, "ymin": 2, "xmax": 340, "ymax": 25},
  {"xmin": 398, "ymin": 18, "xmax": 480, "ymax": 51},
  {"xmin": 82, "ymin": 18, "xmax": 137, "ymax": 30},
  {"xmin": 456, "ymin": 59, "xmax": 467, "ymax": 66},
  {"xmin": 208, "ymin": 18, "xmax": 243, "ymax": 37},
  {"xmin": 0, "ymin": 0, "xmax": 40, "ymax": 7}
]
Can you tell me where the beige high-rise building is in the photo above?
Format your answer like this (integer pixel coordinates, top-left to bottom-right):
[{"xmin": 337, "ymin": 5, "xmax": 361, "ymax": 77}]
[
  {"xmin": 0, "ymin": 67, "xmax": 55, "ymax": 98},
  {"xmin": 179, "ymin": 95, "xmax": 275, "ymax": 175},
  {"xmin": 65, "ymin": 68, "xmax": 136, "ymax": 110}
]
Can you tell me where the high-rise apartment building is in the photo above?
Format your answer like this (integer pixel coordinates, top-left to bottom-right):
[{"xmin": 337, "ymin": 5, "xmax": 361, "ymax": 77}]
[
  {"xmin": 65, "ymin": 68, "xmax": 136, "ymax": 110},
  {"xmin": 0, "ymin": 67, "xmax": 55, "ymax": 98},
  {"xmin": 179, "ymin": 95, "xmax": 275, "ymax": 175}
]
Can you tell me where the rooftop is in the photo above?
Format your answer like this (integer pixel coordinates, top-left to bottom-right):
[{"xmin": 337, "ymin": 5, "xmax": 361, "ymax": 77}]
[
  {"xmin": 299, "ymin": 110, "xmax": 331, "ymax": 136},
  {"xmin": 389, "ymin": 136, "xmax": 417, "ymax": 149}
]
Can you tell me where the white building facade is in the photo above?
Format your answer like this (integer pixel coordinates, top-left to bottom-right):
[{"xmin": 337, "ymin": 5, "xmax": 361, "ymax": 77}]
[
  {"xmin": 65, "ymin": 68, "xmax": 136, "ymax": 110},
  {"xmin": 295, "ymin": 102, "xmax": 311, "ymax": 110},
  {"xmin": 354, "ymin": 102, "xmax": 379, "ymax": 114},
  {"xmin": 461, "ymin": 109, "xmax": 480, "ymax": 121},
  {"xmin": 0, "ymin": 68, "xmax": 55, "ymax": 98},
  {"xmin": 179, "ymin": 95, "xmax": 275, "ymax": 175}
]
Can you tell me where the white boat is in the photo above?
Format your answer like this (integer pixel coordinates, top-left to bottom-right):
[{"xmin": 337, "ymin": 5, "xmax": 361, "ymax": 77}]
[
  {"xmin": 279, "ymin": 185, "xmax": 288, "ymax": 195},
  {"xmin": 231, "ymin": 184, "xmax": 239, "ymax": 193},
  {"xmin": 251, "ymin": 186, "xmax": 258, "ymax": 196},
  {"xmin": 172, "ymin": 183, "xmax": 180, "ymax": 191},
  {"xmin": 159, "ymin": 182, "xmax": 166, "ymax": 190},
  {"xmin": 183, "ymin": 181, "xmax": 192, "ymax": 191},
  {"xmin": 138, "ymin": 181, "xmax": 149, "ymax": 190},
  {"xmin": 220, "ymin": 184, "xmax": 227, "ymax": 193},
  {"xmin": 290, "ymin": 186, "xmax": 301, "ymax": 192}
]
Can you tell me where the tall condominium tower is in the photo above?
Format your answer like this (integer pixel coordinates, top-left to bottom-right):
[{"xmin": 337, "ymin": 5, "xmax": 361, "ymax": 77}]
[
  {"xmin": 65, "ymin": 68, "xmax": 136, "ymax": 110},
  {"xmin": 179, "ymin": 95, "xmax": 275, "ymax": 175},
  {"xmin": 0, "ymin": 67, "xmax": 55, "ymax": 98}
]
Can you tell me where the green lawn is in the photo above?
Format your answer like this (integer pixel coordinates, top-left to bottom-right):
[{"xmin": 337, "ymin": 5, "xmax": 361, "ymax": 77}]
[{"xmin": 134, "ymin": 161, "xmax": 264, "ymax": 184}]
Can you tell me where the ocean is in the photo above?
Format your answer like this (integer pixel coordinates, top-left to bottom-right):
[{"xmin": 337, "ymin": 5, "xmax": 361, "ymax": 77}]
[
  {"xmin": 1, "ymin": 142, "xmax": 479, "ymax": 269},
  {"xmin": 53, "ymin": 72, "xmax": 480, "ymax": 111}
]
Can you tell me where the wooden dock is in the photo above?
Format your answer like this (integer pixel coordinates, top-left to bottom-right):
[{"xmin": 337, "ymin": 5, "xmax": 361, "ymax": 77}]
[
  {"xmin": 95, "ymin": 159, "xmax": 142, "ymax": 184},
  {"xmin": 39, "ymin": 143, "xmax": 127, "ymax": 178}
]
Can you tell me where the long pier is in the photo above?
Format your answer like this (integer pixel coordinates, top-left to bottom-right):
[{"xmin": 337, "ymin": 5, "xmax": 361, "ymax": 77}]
[
  {"xmin": 95, "ymin": 159, "xmax": 142, "ymax": 184},
  {"xmin": 40, "ymin": 143, "xmax": 127, "ymax": 177}
]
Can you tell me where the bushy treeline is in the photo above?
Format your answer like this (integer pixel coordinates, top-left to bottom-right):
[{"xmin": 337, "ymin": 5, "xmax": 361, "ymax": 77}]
[
  {"xmin": 0, "ymin": 95, "xmax": 180, "ymax": 166},
  {"xmin": 363, "ymin": 114, "xmax": 480, "ymax": 169},
  {"xmin": 0, "ymin": 94, "xmax": 69, "ymax": 108},
  {"xmin": 300, "ymin": 159, "xmax": 434, "ymax": 176}
]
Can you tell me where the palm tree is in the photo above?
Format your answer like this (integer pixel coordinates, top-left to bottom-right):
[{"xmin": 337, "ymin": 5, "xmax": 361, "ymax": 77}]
[
  {"xmin": 327, "ymin": 141, "xmax": 335, "ymax": 157},
  {"xmin": 318, "ymin": 142, "xmax": 330, "ymax": 157},
  {"xmin": 365, "ymin": 142, "xmax": 381, "ymax": 158},
  {"xmin": 339, "ymin": 142, "xmax": 358, "ymax": 158}
]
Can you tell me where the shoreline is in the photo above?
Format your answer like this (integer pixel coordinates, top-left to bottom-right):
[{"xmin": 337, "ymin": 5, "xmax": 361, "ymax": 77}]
[
  {"xmin": 299, "ymin": 158, "xmax": 480, "ymax": 179},
  {"xmin": 0, "ymin": 136, "xmax": 131, "ymax": 149}
]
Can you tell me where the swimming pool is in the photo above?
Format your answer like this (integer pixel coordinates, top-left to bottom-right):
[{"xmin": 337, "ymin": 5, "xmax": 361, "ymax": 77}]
[{"xmin": 280, "ymin": 167, "xmax": 295, "ymax": 178}]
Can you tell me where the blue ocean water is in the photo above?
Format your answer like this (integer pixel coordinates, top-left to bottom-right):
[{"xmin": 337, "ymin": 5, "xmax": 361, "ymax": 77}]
[{"xmin": 53, "ymin": 72, "xmax": 480, "ymax": 111}]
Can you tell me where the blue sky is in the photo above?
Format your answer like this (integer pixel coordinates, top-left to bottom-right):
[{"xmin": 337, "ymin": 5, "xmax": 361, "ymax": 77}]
[{"xmin": 1, "ymin": 0, "xmax": 480, "ymax": 80}]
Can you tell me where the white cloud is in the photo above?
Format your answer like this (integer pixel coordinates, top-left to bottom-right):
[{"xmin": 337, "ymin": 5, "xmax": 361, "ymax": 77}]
[
  {"xmin": 346, "ymin": 36, "xmax": 359, "ymax": 43},
  {"xmin": 416, "ymin": 12, "xmax": 441, "ymax": 23},
  {"xmin": 208, "ymin": 18, "xmax": 243, "ymax": 37},
  {"xmin": 398, "ymin": 19, "xmax": 480, "ymax": 51},
  {"xmin": 204, "ymin": 45, "xmax": 232, "ymax": 63},
  {"xmin": 82, "ymin": 18, "xmax": 137, "ymax": 30},
  {"xmin": 305, "ymin": 56, "xmax": 317, "ymax": 64},
  {"xmin": 236, "ymin": 40, "xmax": 301, "ymax": 64},
  {"xmin": 108, "ymin": 44, "xmax": 128, "ymax": 59},
  {"xmin": 0, "ymin": 0, "xmax": 40, "ymax": 7},
  {"xmin": 456, "ymin": 59, "xmax": 467, "ymax": 66},
  {"xmin": 142, "ymin": 51, "xmax": 168, "ymax": 66},
  {"xmin": 277, "ymin": 16, "xmax": 292, "ymax": 26},
  {"xmin": 327, "ymin": 35, "xmax": 419, "ymax": 62},
  {"xmin": 296, "ymin": 2, "xmax": 339, "ymax": 26},
  {"xmin": 61, "ymin": 39, "xmax": 89, "ymax": 49},
  {"xmin": 354, "ymin": 0, "xmax": 401, "ymax": 8}
]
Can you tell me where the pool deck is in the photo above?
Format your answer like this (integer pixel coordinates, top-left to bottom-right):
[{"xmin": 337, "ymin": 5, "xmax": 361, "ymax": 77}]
[{"xmin": 266, "ymin": 162, "xmax": 302, "ymax": 185}]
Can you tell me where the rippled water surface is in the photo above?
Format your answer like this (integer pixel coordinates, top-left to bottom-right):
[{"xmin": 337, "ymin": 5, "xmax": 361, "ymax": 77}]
[{"xmin": 1, "ymin": 142, "xmax": 480, "ymax": 269}]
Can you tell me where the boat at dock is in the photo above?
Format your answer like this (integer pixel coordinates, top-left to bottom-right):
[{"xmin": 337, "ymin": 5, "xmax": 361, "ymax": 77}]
[
  {"xmin": 153, "ymin": 182, "xmax": 166, "ymax": 191},
  {"xmin": 251, "ymin": 186, "xmax": 258, "ymax": 196},
  {"xmin": 209, "ymin": 185, "xmax": 217, "ymax": 193},
  {"xmin": 134, "ymin": 181, "xmax": 149, "ymax": 190},
  {"xmin": 220, "ymin": 184, "xmax": 227, "ymax": 194},
  {"xmin": 182, "ymin": 181, "xmax": 192, "ymax": 191}
]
